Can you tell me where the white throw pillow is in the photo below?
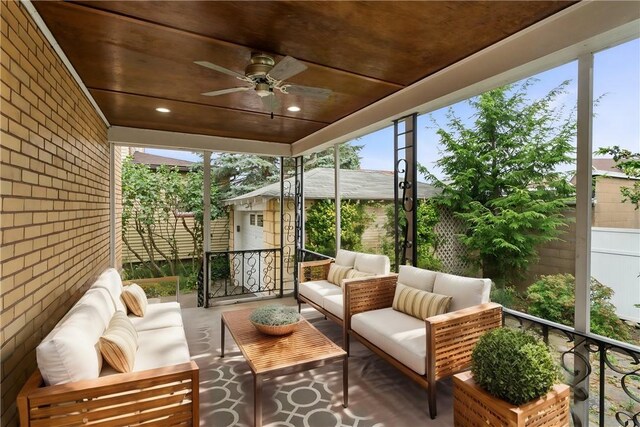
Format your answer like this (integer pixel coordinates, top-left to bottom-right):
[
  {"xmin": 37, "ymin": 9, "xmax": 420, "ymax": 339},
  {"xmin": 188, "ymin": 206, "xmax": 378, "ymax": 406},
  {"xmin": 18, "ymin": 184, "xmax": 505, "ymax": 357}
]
[
  {"xmin": 397, "ymin": 265, "xmax": 437, "ymax": 292},
  {"xmin": 432, "ymin": 273, "xmax": 491, "ymax": 312}
]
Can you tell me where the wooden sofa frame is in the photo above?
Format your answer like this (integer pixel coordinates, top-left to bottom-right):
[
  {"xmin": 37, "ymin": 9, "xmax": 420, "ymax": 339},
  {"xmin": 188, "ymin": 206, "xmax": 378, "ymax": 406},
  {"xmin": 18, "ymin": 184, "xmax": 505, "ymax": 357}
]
[
  {"xmin": 297, "ymin": 258, "xmax": 397, "ymax": 328},
  {"xmin": 344, "ymin": 279, "xmax": 502, "ymax": 419},
  {"xmin": 18, "ymin": 361, "xmax": 199, "ymax": 426}
]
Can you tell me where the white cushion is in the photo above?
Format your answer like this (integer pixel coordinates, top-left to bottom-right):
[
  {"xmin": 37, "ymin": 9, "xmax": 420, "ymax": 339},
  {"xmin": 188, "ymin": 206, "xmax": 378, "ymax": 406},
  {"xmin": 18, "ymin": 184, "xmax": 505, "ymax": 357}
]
[
  {"xmin": 323, "ymin": 294, "xmax": 343, "ymax": 319},
  {"xmin": 354, "ymin": 253, "xmax": 390, "ymax": 275},
  {"xmin": 129, "ymin": 302, "xmax": 183, "ymax": 332},
  {"xmin": 351, "ymin": 308, "xmax": 427, "ymax": 375},
  {"xmin": 37, "ymin": 304, "xmax": 107, "ymax": 385},
  {"xmin": 299, "ymin": 280, "xmax": 342, "ymax": 307},
  {"xmin": 335, "ymin": 249, "xmax": 357, "ymax": 267},
  {"xmin": 397, "ymin": 265, "xmax": 437, "ymax": 292},
  {"xmin": 99, "ymin": 326, "xmax": 191, "ymax": 376},
  {"xmin": 76, "ymin": 288, "xmax": 116, "ymax": 327},
  {"xmin": 92, "ymin": 268, "xmax": 127, "ymax": 312},
  {"xmin": 134, "ymin": 327, "xmax": 191, "ymax": 371},
  {"xmin": 432, "ymin": 273, "xmax": 491, "ymax": 312}
]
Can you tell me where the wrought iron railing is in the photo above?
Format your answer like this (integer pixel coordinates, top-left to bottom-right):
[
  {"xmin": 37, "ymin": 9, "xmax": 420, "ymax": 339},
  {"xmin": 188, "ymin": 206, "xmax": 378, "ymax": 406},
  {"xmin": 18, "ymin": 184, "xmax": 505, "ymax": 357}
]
[
  {"xmin": 203, "ymin": 249, "xmax": 282, "ymax": 306},
  {"xmin": 299, "ymin": 248, "xmax": 333, "ymax": 262},
  {"xmin": 503, "ymin": 308, "xmax": 640, "ymax": 427}
]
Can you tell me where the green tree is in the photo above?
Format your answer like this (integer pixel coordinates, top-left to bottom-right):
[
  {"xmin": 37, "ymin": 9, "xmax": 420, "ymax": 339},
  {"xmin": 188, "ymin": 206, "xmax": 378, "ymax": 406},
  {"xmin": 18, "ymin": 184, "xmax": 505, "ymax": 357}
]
[
  {"xmin": 305, "ymin": 200, "xmax": 373, "ymax": 257},
  {"xmin": 423, "ymin": 80, "xmax": 576, "ymax": 286},
  {"xmin": 122, "ymin": 159, "xmax": 183, "ymax": 276},
  {"xmin": 305, "ymin": 143, "xmax": 363, "ymax": 170},
  {"xmin": 122, "ymin": 158, "xmax": 221, "ymax": 276},
  {"xmin": 595, "ymin": 146, "xmax": 640, "ymax": 209},
  {"xmin": 212, "ymin": 154, "xmax": 280, "ymax": 199}
]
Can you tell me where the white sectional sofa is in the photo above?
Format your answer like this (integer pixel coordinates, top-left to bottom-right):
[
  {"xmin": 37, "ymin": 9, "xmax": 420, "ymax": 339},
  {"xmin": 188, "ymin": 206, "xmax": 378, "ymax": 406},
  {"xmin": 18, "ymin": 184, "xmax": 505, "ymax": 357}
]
[
  {"xmin": 298, "ymin": 249, "xmax": 395, "ymax": 325},
  {"xmin": 18, "ymin": 268, "xmax": 199, "ymax": 427},
  {"xmin": 344, "ymin": 265, "xmax": 502, "ymax": 419}
]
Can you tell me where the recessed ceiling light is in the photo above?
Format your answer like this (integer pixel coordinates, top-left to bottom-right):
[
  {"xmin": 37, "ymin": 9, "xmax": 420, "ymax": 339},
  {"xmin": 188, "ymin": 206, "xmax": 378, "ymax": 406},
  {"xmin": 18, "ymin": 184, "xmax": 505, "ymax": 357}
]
[
  {"xmin": 287, "ymin": 106, "xmax": 301, "ymax": 112},
  {"xmin": 155, "ymin": 107, "xmax": 171, "ymax": 113}
]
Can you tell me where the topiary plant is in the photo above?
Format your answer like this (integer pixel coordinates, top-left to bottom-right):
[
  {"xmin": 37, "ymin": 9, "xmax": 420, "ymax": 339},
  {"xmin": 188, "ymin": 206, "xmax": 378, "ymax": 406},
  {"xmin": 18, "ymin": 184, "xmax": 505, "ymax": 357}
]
[
  {"xmin": 472, "ymin": 328, "xmax": 560, "ymax": 406},
  {"xmin": 250, "ymin": 304, "xmax": 301, "ymax": 326}
]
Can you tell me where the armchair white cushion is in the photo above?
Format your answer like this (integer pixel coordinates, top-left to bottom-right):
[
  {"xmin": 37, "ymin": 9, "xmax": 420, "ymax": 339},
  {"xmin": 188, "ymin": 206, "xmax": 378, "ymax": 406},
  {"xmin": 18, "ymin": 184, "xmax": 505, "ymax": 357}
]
[
  {"xmin": 397, "ymin": 265, "xmax": 437, "ymax": 292},
  {"xmin": 298, "ymin": 280, "xmax": 342, "ymax": 306},
  {"xmin": 351, "ymin": 308, "xmax": 427, "ymax": 375},
  {"xmin": 354, "ymin": 253, "xmax": 390, "ymax": 275},
  {"xmin": 335, "ymin": 249, "xmax": 358, "ymax": 267},
  {"xmin": 432, "ymin": 273, "xmax": 491, "ymax": 312}
]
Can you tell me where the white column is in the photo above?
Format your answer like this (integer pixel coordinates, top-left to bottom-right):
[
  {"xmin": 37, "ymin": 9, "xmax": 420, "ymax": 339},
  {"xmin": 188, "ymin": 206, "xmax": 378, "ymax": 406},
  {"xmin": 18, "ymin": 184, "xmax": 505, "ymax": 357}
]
[
  {"xmin": 574, "ymin": 52, "xmax": 594, "ymax": 424},
  {"xmin": 109, "ymin": 143, "xmax": 116, "ymax": 268},
  {"xmin": 203, "ymin": 151, "xmax": 212, "ymax": 255},
  {"xmin": 335, "ymin": 145, "xmax": 341, "ymax": 252}
]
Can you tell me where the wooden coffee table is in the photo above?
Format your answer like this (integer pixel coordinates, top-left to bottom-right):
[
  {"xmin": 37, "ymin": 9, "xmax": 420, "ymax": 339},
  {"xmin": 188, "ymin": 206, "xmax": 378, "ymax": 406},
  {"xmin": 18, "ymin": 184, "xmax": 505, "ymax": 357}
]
[{"xmin": 221, "ymin": 308, "xmax": 348, "ymax": 427}]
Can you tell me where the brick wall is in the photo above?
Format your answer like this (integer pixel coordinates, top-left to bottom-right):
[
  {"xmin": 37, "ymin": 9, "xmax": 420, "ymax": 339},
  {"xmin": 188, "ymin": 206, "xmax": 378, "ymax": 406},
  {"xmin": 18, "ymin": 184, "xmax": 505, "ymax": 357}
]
[{"xmin": 1, "ymin": 2, "xmax": 112, "ymax": 425}]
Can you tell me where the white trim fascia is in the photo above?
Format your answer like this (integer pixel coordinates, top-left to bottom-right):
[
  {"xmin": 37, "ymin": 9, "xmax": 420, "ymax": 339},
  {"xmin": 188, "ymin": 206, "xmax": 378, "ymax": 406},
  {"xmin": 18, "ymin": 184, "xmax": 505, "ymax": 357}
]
[
  {"xmin": 291, "ymin": 2, "xmax": 640, "ymax": 156},
  {"xmin": 21, "ymin": 0, "xmax": 110, "ymax": 127},
  {"xmin": 109, "ymin": 126, "xmax": 292, "ymax": 157}
]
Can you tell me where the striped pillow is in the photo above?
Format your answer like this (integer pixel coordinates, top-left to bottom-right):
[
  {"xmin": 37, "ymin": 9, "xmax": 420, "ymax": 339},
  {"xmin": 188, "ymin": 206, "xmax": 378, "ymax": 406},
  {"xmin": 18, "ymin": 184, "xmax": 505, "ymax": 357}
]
[
  {"xmin": 327, "ymin": 264, "xmax": 353, "ymax": 287},
  {"xmin": 392, "ymin": 283, "xmax": 452, "ymax": 320},
  {"xmin": 99, "ymin": 311, "xmax": 138, "ymax": 373},
  {"xmin": 345, "ymin": 269, "xmax": 374, "ymax": 280},
  {"xmin": 122, "ymin": 283, "xmax": 148, "ymax": 317}
]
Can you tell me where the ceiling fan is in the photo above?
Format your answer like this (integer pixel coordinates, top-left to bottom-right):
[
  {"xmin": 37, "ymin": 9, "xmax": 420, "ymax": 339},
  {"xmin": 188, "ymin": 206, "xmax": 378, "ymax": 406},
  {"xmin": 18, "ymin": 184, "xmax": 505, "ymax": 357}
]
[{"xmin": 194, "ymin": 53, "xmax": 332, "ymax": 118}]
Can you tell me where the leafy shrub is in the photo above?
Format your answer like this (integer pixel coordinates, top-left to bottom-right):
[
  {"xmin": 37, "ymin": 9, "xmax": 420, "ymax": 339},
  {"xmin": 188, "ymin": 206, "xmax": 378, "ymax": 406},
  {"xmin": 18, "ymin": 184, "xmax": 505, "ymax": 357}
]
[
  {"xmin": 305, "ymin": 200, "xmax": 373, "ymax": 256},
  {"xmin": 250, "ymin": 304, "xmax": 300, "ymax": 326},
  {"xmin": 472, "ymin": 328, "xmax": 559, "ymax": 405},
  {"xmin": 490, "ymin": 285, "xmax": 520, "ymax": 309},
  {"xmin": 526, "ymin": 274, "xmax": 630, "ymax": 341}
]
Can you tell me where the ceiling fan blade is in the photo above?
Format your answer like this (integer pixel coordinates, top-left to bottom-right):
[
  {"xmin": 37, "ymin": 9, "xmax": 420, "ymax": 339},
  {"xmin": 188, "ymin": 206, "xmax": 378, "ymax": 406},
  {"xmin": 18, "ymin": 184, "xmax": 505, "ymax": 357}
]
[
  {"xmin": 194, "ymin": 61, "xmax": 250, "ymax": 81},
  {"xmin": 284, "ymin": 84, "xmax": 332, "ymax": 99},
  {"xmin": 201, "ymin": 86, "xmax": 252, "ymax": 97},
  {"xmin": 267, "ymin": 56, "xmax": 307, "ymax": 81}
]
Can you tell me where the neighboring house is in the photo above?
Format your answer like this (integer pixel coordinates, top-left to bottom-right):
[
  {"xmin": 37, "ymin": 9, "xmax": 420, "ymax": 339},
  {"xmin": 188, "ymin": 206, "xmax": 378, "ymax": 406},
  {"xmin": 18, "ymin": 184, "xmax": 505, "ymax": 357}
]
[
  {"xmin": 131, "ymin": 151, "xmax": 196, "ymax": 172},
  {"xmin": 223, "ymin": 168, "xmax": 439, "ymax": 254},
  {"xmin": 122, "ymin": 151, "xmax": 228, "ymax": 264},
  {"xmin": 591, "ymin": 158, "xmax": 640, "ymax": 229}
]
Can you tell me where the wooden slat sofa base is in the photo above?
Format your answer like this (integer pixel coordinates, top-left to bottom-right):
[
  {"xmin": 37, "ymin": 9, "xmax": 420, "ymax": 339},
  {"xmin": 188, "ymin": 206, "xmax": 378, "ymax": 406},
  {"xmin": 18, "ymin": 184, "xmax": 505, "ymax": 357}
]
[{"xmin": 17, "ymin": 361, "xmax": 199, "ymax": 426}]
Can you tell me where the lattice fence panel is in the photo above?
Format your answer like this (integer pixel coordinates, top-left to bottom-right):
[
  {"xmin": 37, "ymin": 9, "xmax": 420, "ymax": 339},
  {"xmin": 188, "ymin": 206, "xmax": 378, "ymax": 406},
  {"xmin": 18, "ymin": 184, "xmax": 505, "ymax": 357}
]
[{"xmin": 434, "ymin": 207, "xmax": 475, "ymax": 276}]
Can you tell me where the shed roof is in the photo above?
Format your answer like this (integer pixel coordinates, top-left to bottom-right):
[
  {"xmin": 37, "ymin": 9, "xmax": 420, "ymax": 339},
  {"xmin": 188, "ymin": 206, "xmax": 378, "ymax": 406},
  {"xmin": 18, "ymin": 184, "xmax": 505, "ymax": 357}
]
[
  {"xmin": 225, "ymin": 168, "xmax": 439, "ymax": 205},
  {"xmin": 132, "ymin": 151, "xmax": 195, "ymax": 171}
]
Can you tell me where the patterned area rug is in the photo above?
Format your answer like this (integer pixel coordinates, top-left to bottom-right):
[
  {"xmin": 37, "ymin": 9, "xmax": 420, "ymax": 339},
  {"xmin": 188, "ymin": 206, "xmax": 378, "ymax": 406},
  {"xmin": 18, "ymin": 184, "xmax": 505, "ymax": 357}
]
[{"xmin": 183, "ymin": 304, "xmax": 454, "ymax": 427}]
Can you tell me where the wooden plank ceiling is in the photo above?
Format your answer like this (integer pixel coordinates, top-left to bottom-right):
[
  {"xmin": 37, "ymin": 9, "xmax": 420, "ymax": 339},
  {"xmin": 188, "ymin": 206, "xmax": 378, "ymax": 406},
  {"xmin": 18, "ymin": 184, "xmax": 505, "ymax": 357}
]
[{"xmin": 34, "ymin": 1, "xmax": 574, "ymax": 144}]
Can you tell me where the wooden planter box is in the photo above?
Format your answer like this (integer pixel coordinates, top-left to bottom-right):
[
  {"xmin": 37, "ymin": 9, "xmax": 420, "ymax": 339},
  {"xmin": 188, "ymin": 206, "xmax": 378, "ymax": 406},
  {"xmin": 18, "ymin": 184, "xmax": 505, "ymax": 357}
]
[{"xmin": 453, "ymin": 371, "xmax": 570, "ymax": 427}]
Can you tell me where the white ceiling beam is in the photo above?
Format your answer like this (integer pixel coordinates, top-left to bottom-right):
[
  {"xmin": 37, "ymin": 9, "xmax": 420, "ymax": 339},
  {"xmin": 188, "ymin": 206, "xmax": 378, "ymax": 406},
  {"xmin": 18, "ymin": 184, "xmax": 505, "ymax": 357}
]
[
  {"xmin": 108, "ymin": 126, "xmax": 292, "ymax": 157},
  {"xmin": 291, "ymin": 1, "xmax": 640, "ymax": 156}
]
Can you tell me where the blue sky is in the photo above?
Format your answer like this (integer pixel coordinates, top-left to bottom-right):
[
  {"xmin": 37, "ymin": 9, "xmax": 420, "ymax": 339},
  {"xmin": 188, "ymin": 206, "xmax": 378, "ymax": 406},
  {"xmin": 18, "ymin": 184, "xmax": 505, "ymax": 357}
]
[{"xmin": 148, "ymin": 39, "xmax": 639, "ymax": 180}]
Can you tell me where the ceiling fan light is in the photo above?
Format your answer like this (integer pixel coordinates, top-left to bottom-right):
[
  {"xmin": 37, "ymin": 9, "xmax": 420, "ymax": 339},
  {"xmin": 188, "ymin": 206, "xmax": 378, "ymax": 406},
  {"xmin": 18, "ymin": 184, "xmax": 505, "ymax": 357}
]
[
  {"xmin": 287, "ymin": 106, "xmax": 301, "ymax": 112},
  {"xmin": 255, "ymin": 82, "xmax": 272, "ymax": 97}
]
